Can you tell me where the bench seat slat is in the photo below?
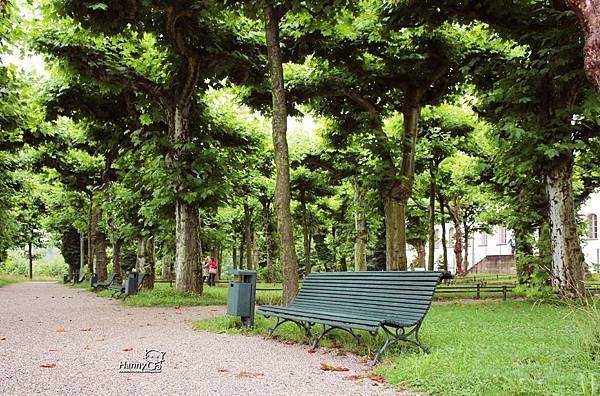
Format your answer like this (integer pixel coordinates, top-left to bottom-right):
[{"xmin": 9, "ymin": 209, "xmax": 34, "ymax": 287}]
[
  {"xmin": 286, "ymin": 303, "xmax": 424, "ymax": 325},
  {"xmin": 291, "ymin": 297, "xmax": 430, "ymax": 315},
  {"xmin": 297, "ymin": 289, "xmax": 434, "ymax": 301}
]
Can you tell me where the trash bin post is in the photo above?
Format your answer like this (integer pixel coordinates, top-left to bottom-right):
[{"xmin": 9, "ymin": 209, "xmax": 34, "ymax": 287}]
[
  {"xmin": 227, "ymin": 269, "xmax": 257, "ymax": 328},
  {"xmin": 90, "ymin": 273, "xmax": 97, "ymax": 288}
]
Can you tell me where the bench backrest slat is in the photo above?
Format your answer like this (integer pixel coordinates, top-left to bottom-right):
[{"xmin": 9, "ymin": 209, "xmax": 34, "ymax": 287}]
[{"xmin": 292, "ymin": 271, "xmax": 442, "ymax": 325}]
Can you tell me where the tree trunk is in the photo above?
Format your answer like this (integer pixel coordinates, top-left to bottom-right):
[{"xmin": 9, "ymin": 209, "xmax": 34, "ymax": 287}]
[
  {"xmin": 340, "ymin": 255, "xmax": 347, "ymax": 272},
  {"xmin": 261, "ymin": 196, "xmax": 274, "ymax": 282},
  {"xmin": 239, "ymin": 236, "xmax": 244, "ymax": 269},
  {"xmin": 514, "ymin": 229, "xmax": 534, "ymax": 284},
  {"xmin": 463, "ymin": 222, "xmax": 470, "ymax": 272},
  {"xmin": 427, "ymin": 164, "xmax": 437, "ymax": 271},
  {"xmin": 439, "ymin": 194, "xmax": 448, "ymax": 271},
  {"xmin": 136, "ymin": 237, "xmax": 155, "ymax": 289},
  {"xmin": 545, "ymin": 154, "xmax": 586, "ymax": 297},
  {"xmin": 389, "ymin": 98, "xmax": 421, "ymax": 271},
  {"xmin": 232, "ymin": 241, "xmax": 238, "ymax": 270},
  {"xmin": 161, "ymin": 255, "xmax": 173, "ymax": 280},
  {"xmin": 264, "ymin": 1, "xmax": 299, "ymax": 305},
  {"xmin": 244, "ymin": 199, "xmax": 253, "ymax": 270},
  {"xmin": 174, "ymin": 201, "xmax": 201, "ymax": 293},
  {"xmin": 565, "ymin": 0, "xmax": 600, "ymax": 92},
  {"xmin": 91, "ymin": 202, "xmax": 107, "ymax": 282},
  {"xmin": 79, "ymin": 232, "xmax": 85, "ymax": 278},
  {"xmin": 410, "ymin": 240, "xmax": 426, "ymax": 269},
  {"xmin": 251, "ymin": 231, "xmax": 259, "ymax": 270},
  {"xmin": 113, "ymin": 239, "xmax": 122, "ymax": 283},
  {"xmin": 28, "ymin": 240, "xmax": 33, "ymax": 279},
  {"xmin": 353, "ymin": 178, "xmax": 368, "ymax": 271},
  {"xmin": 447, "ymin": 200, "xmax": 464, "ymax": 276},
  {"xmin": 87, "ymin": 200, "xmax": 94, "ymax": 275},
  {"xmin": 300, "ymin": 191, "xmax": 312, "ymax": 276},
  {"xmin": 383, "ymin": 196, "xmax": 407, "ymax": 270}
]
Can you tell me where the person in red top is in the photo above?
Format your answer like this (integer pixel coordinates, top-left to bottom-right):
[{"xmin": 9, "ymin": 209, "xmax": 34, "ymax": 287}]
[{"xmin": 207, "ymin": 258, "xmax": 218, "ymax": 286}]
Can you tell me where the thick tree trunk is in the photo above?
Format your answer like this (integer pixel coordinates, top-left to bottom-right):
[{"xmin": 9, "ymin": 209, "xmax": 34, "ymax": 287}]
[
  {"xmin": 261, "ymin": 196, "xmax": 274, "ymax": 282},
  {"xmin": 174, "ymin": 201, "xmax": 202, "ymax": 293},
  {"xmin": 566, "ymin": 0, "xmax": 600, "ymax": 91},
  {"xmin": 340, "ymin": 255, "xmax": 347, "ymax": 272},
  {"xmin": 439, "ymin": 194, "xmax": 448, "ymax": 271},
  {"xmin": 87, "ymin": 200, "xmax": 94, "ymax": 275},
  {"xmin": 136, "ymin": 237, "xmax": 155, "ymax": 289},
  {"xmin": 545, "ymin": 155, "xmax": 586, "ymax": 297},
  {"xmin": 448, "ymin": 201, "xmax": 464, "ymax": 276},
  {"xmin": 161, "ymin": 255, "xmax": 173, "ymax": 280},
  {"xmin": 239, "ymin": 236, "xmax": 244, "ymax": 269},
  {"xmin": 251, "ymin": 231, "xmax": 259, "ymax": 269},
  {"xmin": 300, "ymin": 191, "xmax": 312, "ymax": 276},
  {"xmin": 113, "ymin": 239, "xmax": 122, "ymax": 283},
  {"xmin": 90, "ymin": 202, "xmax": 107, "ymax": 282},
  {"xmin": 264, "ymin": 2, "xmax": 299, "ymax": 305},
  {"xmin": 353, "ymin": 178, "xmax": 368, "ymax": 271},
  {"xmin": 383, "ymin": 196, "xmax": 407, "ymax": 270},
  {"xmin": 427, "ymin": 165, "xmax": 437, "ymax": 271}
]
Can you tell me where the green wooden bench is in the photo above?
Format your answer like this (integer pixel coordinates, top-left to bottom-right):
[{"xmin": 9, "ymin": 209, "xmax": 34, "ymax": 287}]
[
  {"xmin": 92, "ymin": 272, "xmax": 119, "ymax": 291},
  {"xmin": 257, "ymin": 271, "xmax": 443, "ymax": 366},
  {"xmin": 109, "ymin": 272, "xmax": 147, "ymax": 299}
]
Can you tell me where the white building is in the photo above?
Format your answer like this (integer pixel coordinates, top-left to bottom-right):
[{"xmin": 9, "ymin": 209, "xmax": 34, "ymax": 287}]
[{"xmin": 408, "ymin": 190, "xmax": 600, "ymax": 274}]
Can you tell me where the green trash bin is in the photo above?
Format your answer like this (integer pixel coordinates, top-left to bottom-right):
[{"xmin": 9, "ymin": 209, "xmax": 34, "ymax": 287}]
[
  {"xmin": 125, "ymin": 271, "xmax": 139, "ymax": 295},
  {"xmin": 227, "ymin": 270, "xmax": 257, "ymax": 327}
]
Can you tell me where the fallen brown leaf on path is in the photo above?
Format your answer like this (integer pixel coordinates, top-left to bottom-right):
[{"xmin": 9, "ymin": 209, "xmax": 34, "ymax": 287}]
[
  {"xmin": 55, "ymin": 328, "xmax": 65, "ymax": 333},
  {"xmin": 320, "ymin": 363, "xmax": 349, "ymax": 372},
  {"xmin": 174, "ymin": 306, "xmax": 180, "ymax": 309},
  {"xmin": 122, "ymin": 347, "xmax": 133, "ymax": 352},
  {"xmin": 40, "ymin": 363, "xmax": 56, "ymax": 368},
  {"xmin": 217, "ymin": 368, "xmax": 229, "ymax": 372},
  {"xmin": 367, "ymin": 375, "xmax": 385, "ymax": 383},
  {"xmin": 307, "ymin": 348, "xmax": 317, "ymax": 354},
  {"xmin": 283, "ymin": 340, "xmax": 296, "ymax": 345},
  {"xmin": 84, "ymin": 345, "xmax": 91, "ymax": 350},
  {"xmin": 139, "ymin": 336, "xmax": 145, "ymax": 339},
  {"xmin": 80, "ymin": 328, "xmax": 92, "ymax": 332},
  {"xmin": 95, "ymin": 338, "xmax": 104, "ymax": 341},
  {"xmin": 236, "ymin": 371, "xmax": 264, "ymax": 378},
  {"xmin": 0, "ymin": 337, "xmax": 6, "ymax": 341},
  {"xmin": 343, "ymin": 374, "xmax": 364, "ymax": 381},
  {"xmin": 48, "ymin": 348, "xmax": 58, "ymax": 352}
]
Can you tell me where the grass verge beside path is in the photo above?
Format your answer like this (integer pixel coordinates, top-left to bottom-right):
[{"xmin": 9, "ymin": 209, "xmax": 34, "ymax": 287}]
[
  {"xmin": 1, "ymin": 274, "xmax": 57, "ymax": 287},
  {"xmin": 195, "ymin": 300, "xmax": 599, "ymax": 396}
]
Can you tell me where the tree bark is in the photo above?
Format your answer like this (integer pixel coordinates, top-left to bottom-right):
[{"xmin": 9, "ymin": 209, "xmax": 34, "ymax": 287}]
[
  {"xmin": 565, "ymin": 0, "xmax": 600, "ymax": 91},
  {"xmin": 264, "ymin": 1, "xmax": 299, "ymax": 305},
  {"xmin": 136, "ymin": 237, "xmax": 155, "ymax": 289},
  {"xmin": 427, "ymin": 163, "xmax": 437, "ymax": 271},
  {"xmin": 174, "ymin": 201, "xmax": 201, "ymax": 293},
  {"xmin": 463, "ymin": 221, "xmax": 470, "ymax": 272},
  {"xmin": 261, "ymin": 196, "xmax": 274, "ymax": 283},
  {"xmin": 113, "ymin": 239, "xmax": 122, "ymax": 283},
  {"xmin": 90, "ymin": 202, "xmax": 107, "ymax": 282},
  {"xmin": 353, "ymin": 178, "xmax": 368, "ymax": 271},
  {"xmin": 439, "ymin": 194, "xmax": 448, "ymax": 271},
  {"xmin": 300, "ymin": 190, "xmax": 312, "ymax": 276},
  {"xmin": 232, "ymin": 240, "xmax": 238, "ymax": 270},
  {"xmin": 545, "ymin": 154, "xmax": 586, "ymax": 297},
  {"xmin": 28, "ymin": 240, "xmax": 33, "ymax": 279},
  {"xmin": 251, "ymin": 231, "xmax": 259, "ymax": 270},
  {"xmin": 383, "ymin": 196, "xmax": 406, "ymax": 270},
  {"xmin": 243, "ymin": 199, "xmax": 253, "ymax": 269},
  {"xmin": 410, "ymin": 239, "xmax": 426, "ymax": 269},
  {"xmin": 447, "ymin": 200, "xmax": 464, "ymax": 276},
  {"xmin": 79, "ymin": 232, "xmax": 85, "ymax": 278}
]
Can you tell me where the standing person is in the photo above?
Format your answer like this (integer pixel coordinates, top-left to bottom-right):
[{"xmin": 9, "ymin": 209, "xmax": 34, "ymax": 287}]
[
  {"xmin": 208, "ymin": 257, "xmax": 218, "ymax": 286},
  {"xmin": 202, "ymin": 256, "xmax": 210, "ymax": 284}
]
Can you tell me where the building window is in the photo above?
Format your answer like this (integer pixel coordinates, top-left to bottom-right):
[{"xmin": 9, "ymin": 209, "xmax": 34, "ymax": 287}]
[
  {"xmin": 588, "ymin": 214, "xmax": 598, "ymax": 239},
  {"xmin": 498, "ymin": 227, "xmax": 507, "ymax": 245},
  {"xmin": 479, "ymin": 233, "xmax": 488, "ymax": 246}
]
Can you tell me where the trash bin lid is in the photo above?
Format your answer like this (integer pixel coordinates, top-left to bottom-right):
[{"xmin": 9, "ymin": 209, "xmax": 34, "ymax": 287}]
[{"xmin": 230, "ymin": 269, "xmax": 257, "ymax": 276}]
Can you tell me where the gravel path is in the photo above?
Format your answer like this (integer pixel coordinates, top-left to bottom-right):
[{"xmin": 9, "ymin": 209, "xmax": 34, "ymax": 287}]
[{"xmin": 0, "ymin": 282, "xmax": 401, "ymax": 395}]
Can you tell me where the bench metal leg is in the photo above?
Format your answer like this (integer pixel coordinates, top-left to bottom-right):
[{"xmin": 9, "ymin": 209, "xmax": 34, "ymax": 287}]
[
  {"xmin": 311, "ymin": 325, "xmax": 361, "ymax": 349},
  {"xmin": 266, "ymin": 317, "xmax": 312, "ymax": 338},
  {"xmin": 369, "ymin": 321, "xmax": 429, "ymax": 367}
]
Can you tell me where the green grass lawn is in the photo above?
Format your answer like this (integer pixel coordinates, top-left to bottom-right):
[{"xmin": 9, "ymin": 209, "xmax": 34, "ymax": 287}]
[{"xmin": 195, "ymin": 299, "xmax": 599, "ymax": 396}]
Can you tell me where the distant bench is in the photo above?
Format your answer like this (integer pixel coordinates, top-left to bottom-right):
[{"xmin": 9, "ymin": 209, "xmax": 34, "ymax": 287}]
[
  {"xmin": 108, "ymin": 272, "xmax": 148, "ymax": 300},
  {"xmin": 257, "ymin": 271, "xmax": 443, "ymax": 366}
]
